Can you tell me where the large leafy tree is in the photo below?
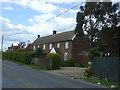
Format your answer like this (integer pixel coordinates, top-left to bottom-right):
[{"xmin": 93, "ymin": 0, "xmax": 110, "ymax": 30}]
[{"xmin": 75, "ymin": 1, "xmax": 120, "ymax": 47}]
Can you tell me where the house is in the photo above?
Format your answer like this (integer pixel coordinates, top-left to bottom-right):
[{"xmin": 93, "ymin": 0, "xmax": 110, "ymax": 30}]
[
  {"xmin": 32, "ymin": 30, "xmax": 89, "ymax": 64},
  {"xmin": 8, "ymin": 41, "xmax": 32, "ymax": 51}
]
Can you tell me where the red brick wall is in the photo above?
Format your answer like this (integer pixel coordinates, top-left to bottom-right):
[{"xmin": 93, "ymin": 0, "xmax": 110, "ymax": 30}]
[
  {"xmin": 72, "ymin": 36, "xmax": 89, "ymax": 64},
  {"xmin": 33, "ymin": 41, "xmax": 72, "ymax": 60}
]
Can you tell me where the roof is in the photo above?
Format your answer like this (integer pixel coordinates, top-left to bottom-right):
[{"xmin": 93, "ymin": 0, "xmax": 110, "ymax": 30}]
[
  {"xmin": 8, "ymin": 46, "xmax": 19, "ymax": 49},
  {"xmin": 33, "ymin": 30, "xmax": 75, "ymax": 44}
]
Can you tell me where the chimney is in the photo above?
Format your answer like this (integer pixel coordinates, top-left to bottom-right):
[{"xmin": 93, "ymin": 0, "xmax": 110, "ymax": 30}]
[
  {"xmin": 53, "ymin": 30, "xmax": 57, "ymax": 35},
  {"xmin": 38, "ymin": 35, "xmax": 40, "ymax": 38}
]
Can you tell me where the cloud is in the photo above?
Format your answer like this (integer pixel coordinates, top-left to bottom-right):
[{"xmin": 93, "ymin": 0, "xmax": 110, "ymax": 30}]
[
  {"xmin": 1, "ymin": 0, "xmax": 58, "ymax": 13},
  {"xmin": 27, "ymin": 13, "xmax": 76, "ymax": 36},
  {"xmin": 0, "ymin": 17, "xmax": 36, "ymax": 51},
  {"xmin": 4, "ymin": 7, "xmax": 13, "ymax": 10},
  {"xmin": 27, "ymin": 1, "xmax": 58, "ymax": 13}
]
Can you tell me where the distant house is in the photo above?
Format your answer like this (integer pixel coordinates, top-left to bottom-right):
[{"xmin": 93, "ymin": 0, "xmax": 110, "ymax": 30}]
[
  {"xmin": 32, "ymin": 30, "xmax": 89, "ymax": 64},
  {"xmin": 8, "ymin": 45, "xmax": 19, "ymax": 51}
]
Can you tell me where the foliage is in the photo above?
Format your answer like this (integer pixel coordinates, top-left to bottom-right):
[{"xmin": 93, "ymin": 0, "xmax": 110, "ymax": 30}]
[
  {"xmin": 99, "ymin": 27, "xmax": 120, "ymax": 57},
  {"xmin": 46, "ymin": 53, "xmax": 61, "ymax": 70},
  {"xmin": 34, "ymin": 48, "xmax": 43, "ymax": 58},
  {"xmin": 75, "ymin": 2, "xmax": 120, "ymax": 47},
  {"xmin": 2, "ymin": 50, "xmax": 35, "ymax": 64},
  {"xmin": 80, "ymin": 76, "xmax": 120, "ymax": 89},
  {"xmin": 84, "ymin": 65, "xmax": 92, "ymax": 77},
  {"xmin": 61, "ymin": 58, "xmax": 76, "ymax": 67},
  {"xmin": 88, "ymin": 47, "xmax": 101, "ymax": 61}
]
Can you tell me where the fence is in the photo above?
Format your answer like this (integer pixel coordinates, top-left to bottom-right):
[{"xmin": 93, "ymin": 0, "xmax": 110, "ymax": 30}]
[
  {"xmin": 31, "ymin": 58, "xmax": 50, "ymax": 69},
  {"xmin": 92, "ymin": 57, "xmax": 120, "ymax": 83}
]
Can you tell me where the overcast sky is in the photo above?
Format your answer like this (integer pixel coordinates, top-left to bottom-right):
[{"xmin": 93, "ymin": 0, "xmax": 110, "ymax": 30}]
[{"xmin": 0, "ymin": 0, "xmax": 87, "ymax": 51}]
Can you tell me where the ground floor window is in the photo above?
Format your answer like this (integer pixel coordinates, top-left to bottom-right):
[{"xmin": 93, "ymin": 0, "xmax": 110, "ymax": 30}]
[{"xmin": 64, "ymin": 53, "xmax": 68, "ymax": 61}]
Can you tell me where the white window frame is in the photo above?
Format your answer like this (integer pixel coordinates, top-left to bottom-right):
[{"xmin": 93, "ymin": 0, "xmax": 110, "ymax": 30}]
[
  {"xmin": 65, "ymin": 42, "xmax": 69, "ymax": 49},
  {"xmin": 57, "ymin": 43, "xmax": 60, "ymax": 48},
  {"xmin": 33, "ymin": 46, "xmax": 36, "ymax": 50},
  {"xmin": 64, "ymin": 53, "xmax": 68, "ymax": 61},
  {"xmin": 43, "ymin": 44, "xmax": 46, "ymax": 50},
  {"xmin": 38, "ymin": 45, "xmax": 40, "ymax": 48},
  {"xmin": 49, "ymin": 43, "xmax": 52, "ymax": 49}
]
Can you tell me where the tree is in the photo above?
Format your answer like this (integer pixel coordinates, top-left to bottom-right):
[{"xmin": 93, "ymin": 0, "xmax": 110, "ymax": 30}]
[
  {"xmin": 75, "ymin": 1, "xmax": 120, "ymax": 47},
  {"xmin": 99, "ymin": 27, "xmax": 120, "ymax": 57}
]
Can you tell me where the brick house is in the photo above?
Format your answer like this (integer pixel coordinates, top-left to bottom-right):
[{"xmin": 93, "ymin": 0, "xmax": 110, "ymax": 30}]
[{"xmin": 32, "ymin": 30, "xmax": 89, "ymax": 64}]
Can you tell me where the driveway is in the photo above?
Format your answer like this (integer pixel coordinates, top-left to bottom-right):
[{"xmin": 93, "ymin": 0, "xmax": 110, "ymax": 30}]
[
  {"xmin": 44, "ymin": 67, "xmax": 85, "ymax": 78},
  {"xmin": 2, "ymin": 60, "xmax": 105, "ymax": 88}
]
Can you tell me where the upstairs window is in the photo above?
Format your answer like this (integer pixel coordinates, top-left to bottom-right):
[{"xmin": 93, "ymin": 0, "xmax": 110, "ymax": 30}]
[
  {"xmin": 57, "ymin": 43, "xmax": 60, "ymax": 48},
  {"xmin": 49, "ymin": 43, "xmax": 52, "ymax": 49},
  {"xmin": 65, "ymin": 42, "xmax": 69, "ymax": 49},
  {"xmin": 38, "ymin": 45, "xmax": 40, "ymax": 48},
  {"xmin": 43, "ymin": 44, "xmax": 46, "ymax": 50}
]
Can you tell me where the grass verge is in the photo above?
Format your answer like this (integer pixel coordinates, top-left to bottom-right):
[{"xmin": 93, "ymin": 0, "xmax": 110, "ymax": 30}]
[
  {"xmin": 77, "ymin": 76, "xmax": 120, "ymax": 90},
  {"xmin": 3, "ymin": 59, "xmax": 46, "ymax": 70}
]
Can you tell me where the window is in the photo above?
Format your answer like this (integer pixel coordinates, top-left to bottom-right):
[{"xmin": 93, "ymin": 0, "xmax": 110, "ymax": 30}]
[
  {"xmin": 33, "ymin": 46, "xmax": 36, "ymax": 50},
  {"xmin": 43, "ymin": 44, "xmax": 46, "ymax": 50},
  {"xmin": 64, "ymin": 53, "xmax": 68, "ymax": 61},
  {"xmin": 38, "ymin": 45, "xmax": 40, "ymax": 48},
  {"xmin": 49, "ymin": 43, "xmax": 52, "ymax": 49},
  {"xmin": 65, "ymin": 42, "xmax": 69, "ymax": 49},
  {"xmin": 57, "ymin": 43, "xmax": 60, "ymax": 48}
]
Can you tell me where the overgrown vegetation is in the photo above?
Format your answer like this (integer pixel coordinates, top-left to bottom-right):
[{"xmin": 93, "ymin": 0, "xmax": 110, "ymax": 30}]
[
  {"xmin": 46, "ymin": 53, "xmax": 61, "ymax": 70},
  {"xmin": 61, "ymin": 58, "xmax": 76, "ymax": 67},
  {"xmin": 88, "ymin": 47, "xmax": 101, "ymax": 61},
  {"xmin": 79, "ymin": 76, "xmax": 120, "ymax": 89},
  {"xmin": 2, "ymin": 50, "xmax": 35, "ymax": 64},
  {"xmin": 84, "ymin": 65, "xmax": 92, "ymax": 77}
]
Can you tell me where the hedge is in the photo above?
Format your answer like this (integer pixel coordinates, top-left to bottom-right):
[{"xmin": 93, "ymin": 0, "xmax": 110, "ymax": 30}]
[
  {"xmin": 46, "ymin": 53, "xmax": 61, "ymax": 70},
  {"xmin": 2, "ymin": 51, "xmax": 35, "ymax": 64}
]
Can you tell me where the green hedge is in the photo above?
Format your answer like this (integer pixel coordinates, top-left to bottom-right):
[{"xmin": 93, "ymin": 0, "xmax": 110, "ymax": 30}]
[
  {"xmin": 88, "ymin": 47, "xmax": 101, "ymax": 61},
  {"xmin": 46, "ymin": 53, "xmax": 61, "ymax": 70},
  {"xmin": 2, "ymin": 51, "xmax": 35, "ymax": 64},
  {"xmin": 61, "ymin": 58, "xmax": 76, "ymax": 67}
]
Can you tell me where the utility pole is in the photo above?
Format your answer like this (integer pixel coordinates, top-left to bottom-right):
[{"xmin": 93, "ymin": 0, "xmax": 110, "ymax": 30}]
[{"xmin": 1, "ymin": 36, "xmax": 3, "ymax": 52}]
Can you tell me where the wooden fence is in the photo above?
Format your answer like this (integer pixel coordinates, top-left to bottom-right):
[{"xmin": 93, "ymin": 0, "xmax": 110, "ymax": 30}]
[
  {"xmin": 92, "ymin": 57, "xmax": 120, "ymax": 83},
  {"xmin": 31, "ymin": 58, "xmax": 50, "ymax": 69}
]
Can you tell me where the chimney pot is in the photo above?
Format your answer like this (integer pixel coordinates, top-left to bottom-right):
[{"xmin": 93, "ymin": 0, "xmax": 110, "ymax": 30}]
[
  {"xmin": 38, "ymin": 35, "xmax": 40, "ymax": 38},
  {"xmin": 53, "ymin": 30, "xmax": 57, "ymax": 35}
]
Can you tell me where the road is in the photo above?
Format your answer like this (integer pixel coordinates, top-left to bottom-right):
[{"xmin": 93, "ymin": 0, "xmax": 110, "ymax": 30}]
[{"xmin": 2, "ymin": 60, "xmax": 105, "ymax": 88}]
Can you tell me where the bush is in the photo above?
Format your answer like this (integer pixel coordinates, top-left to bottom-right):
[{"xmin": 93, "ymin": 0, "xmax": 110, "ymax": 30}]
[
  {"xmin": 2, "ymin": 50, "xmax": 35, "ymax": 64},
  {"xmin": 46, "ymin": 53, "xmax": 61, "ymax": 70},
  {"xmin": 84, "ymin": 65, "xmax": 92, "ymax": 77},
  {"xmin": 88, "ymin": 47, "xmax": 101, "ymax": 61},
  {"xmin": 62, "ymin": 58, "xmax": 76, "ymax": 67}
]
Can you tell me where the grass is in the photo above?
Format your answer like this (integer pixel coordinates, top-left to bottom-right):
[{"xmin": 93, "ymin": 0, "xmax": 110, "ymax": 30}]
[
  {"xmin": 3, "ymin": 59, "xmax": 46, "ymax": 70},
  {"xmin": 78, "ymin": 76, "xmax": 120, "ymax": 90}
]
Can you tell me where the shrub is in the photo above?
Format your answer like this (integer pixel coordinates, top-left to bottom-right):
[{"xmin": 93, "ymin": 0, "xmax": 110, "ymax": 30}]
[
  {"xmin": 2, "ymin": 50, "xmax": 35, "ymax": 64},
  {"xmin": 88, "ymin": 47, "xmax": 101, "ymax": 61},
  {"xmin": 46, "ymin": 53, "xmax": 61, "ymax": 70},
  {"xmin": 84, "ymin": 65, "xmax": 92, "ymax": 77},
  {"xmin": 62, "ymin": 58, "xmax": 76, "ymax": 67}
]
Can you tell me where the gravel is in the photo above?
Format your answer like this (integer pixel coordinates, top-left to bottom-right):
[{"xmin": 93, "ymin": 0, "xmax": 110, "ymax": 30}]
[{"xmin": 44, "ymin": 67, "xmax": 85, "ymax": 78}]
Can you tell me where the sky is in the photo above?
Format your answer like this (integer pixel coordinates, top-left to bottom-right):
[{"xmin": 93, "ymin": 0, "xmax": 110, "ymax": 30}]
[
  {"xmin": 0, "ymin": 0, "xmax": 87, "ymax": 51},
  {"xmin": 0, "ymin": 0, "xmax": 119, "ymax": 51}
]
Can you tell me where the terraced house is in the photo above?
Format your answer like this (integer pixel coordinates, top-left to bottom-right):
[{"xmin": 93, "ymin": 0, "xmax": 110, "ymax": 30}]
[{"xmin": 32, "ymin": 30, "xmax": 89, "ymax": 64}]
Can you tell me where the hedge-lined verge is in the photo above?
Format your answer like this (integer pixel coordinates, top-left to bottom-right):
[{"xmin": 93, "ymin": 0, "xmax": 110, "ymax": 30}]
[{"xmin": 2, "ymin": 50, "xmax": 35, "ymax": 64}]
